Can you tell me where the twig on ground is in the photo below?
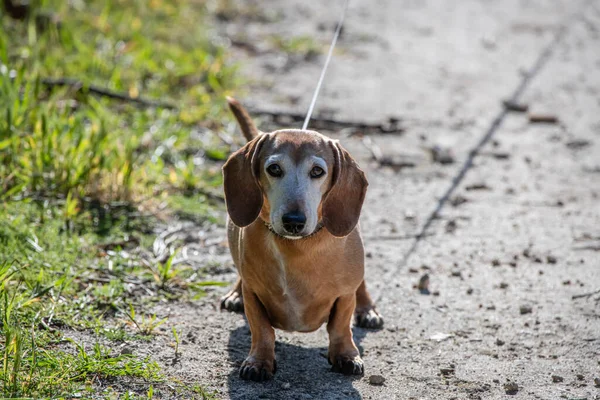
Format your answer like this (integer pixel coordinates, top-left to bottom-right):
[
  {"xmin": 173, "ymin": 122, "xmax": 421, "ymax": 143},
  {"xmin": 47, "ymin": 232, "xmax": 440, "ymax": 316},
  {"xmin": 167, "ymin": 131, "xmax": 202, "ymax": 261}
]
[
  {"xmin": 573, "ymin": 244, "xmax": 600, "ymax": 251},
  {"xmin": 39, "ymin": 317, "xmax": 57, "ymax": 332},
  {"xmin": 572, "ymin": 289, "xmax": 600, "ymax": 300},
  {"xmin": 528, "ymin": 113, "xmax": 559, "ymax": 124},
  {"xmin": 248, "ymin": 107, "xmax": 404, "ymax": 134},
  {"xmin": 365, "ymin": 233, "xmax": 435, "ymax": 241},
  {"xmin": 42, "ymin": 77, "xmax": 177, "ymax": 109}
]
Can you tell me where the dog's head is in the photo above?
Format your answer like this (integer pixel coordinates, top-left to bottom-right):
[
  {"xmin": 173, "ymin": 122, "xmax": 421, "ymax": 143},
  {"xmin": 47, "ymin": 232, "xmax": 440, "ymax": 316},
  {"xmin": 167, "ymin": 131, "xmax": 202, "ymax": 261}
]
[{"xmin": 223, "ymin": 126, "xmax": 368, "ymax": 239}]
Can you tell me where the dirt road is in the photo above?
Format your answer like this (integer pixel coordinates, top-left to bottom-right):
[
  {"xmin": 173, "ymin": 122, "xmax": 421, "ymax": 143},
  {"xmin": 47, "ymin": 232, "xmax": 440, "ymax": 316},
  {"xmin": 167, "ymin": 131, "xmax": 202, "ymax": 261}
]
[{"xmin": 135, "ymin": 1, "xmax": 600, "ymax": 398}]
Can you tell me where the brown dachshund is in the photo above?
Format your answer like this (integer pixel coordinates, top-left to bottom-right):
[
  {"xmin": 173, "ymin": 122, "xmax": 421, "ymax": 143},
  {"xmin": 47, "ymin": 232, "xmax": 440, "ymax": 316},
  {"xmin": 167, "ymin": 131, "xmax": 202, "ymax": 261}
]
[{"xmin": 221, "ymin": 97, "xmax": 383, "ymax": 381}]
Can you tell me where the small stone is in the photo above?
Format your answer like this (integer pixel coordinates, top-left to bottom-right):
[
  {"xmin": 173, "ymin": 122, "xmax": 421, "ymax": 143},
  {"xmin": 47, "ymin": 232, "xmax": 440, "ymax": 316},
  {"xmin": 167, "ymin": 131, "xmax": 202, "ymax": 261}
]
[
  {"xmin": 445, "ymin": 219, "xmax": 457, "ymax": 233},
  {"xmin": 546, "ymin": 255, "xmax": 557, "ymax": 264},
  {"xmin": 430, "ymin": 145, "xmax": 455, "ymax": 164},
  {"xmin": 504, "ymin": 381, "xmax": 519, "ymax": 395},
  {"xmin": 492, "ymin": 258, "xmax": 501, "ymax": 267},
  {"xmin": 481, "ymin": 35, "xmax": 497, "ymax": 50},
  {"xmin": 520, "ymin": 305, "xmax": 532, "ymax": 315},
  {"xmin": 495, "ymin": 338, "xmax": 505, "ymax": 346},
  {"xmin": 594, "ymin": 377, "xmax": 600, "ymax": 387},
  {"xmin": 432, "ymin": 290, "xmax": 440, "ymax": 296},
  {"xmin": 552, "ymin": 375, "xmax": 563, "ymax": 383},
  {"xmin": 282, "ymin": 382, "xmax": 291, "ymax": 389},
  {"xmin": 450, "ymin": 195, "xmax": 469, "ymax": 207},
  {"xmin": 408, "ymin": 267, "xmax": 419, "ymax": 273},
  {"xmin": 430, "ymin": 332, "xmax": 454, "ymax": 342},
  {"xmin": 534, "ymin": 257, "xmax": 543, "ymax": 263},
  {"xmin": 369, "ymin": 374, "xmax": 386, "ymax": 386},
  {"xmin": 499, "ymin": 282, "xmax": 509, "ymax": 289},
  {"xmin": 576, "ymin": 374, "xmax": 584, "ymax": 381},
  {"xmin": 440, "ymin": 366, "xmax": 455, "ymax": 376},
  {"xmin": 503, "ymin": 100, "xmax": 529, "ymax": 112},
  {"xmin": 404, "ymin": 210, "xmax": 416, "ymax": 220},
  {"xmin": 451, "ymin": 270, "xmax": 462, "ymax": 278},
  {"xmin": 120, "ymin": 346, "xmax": 134, "ymax": 355},
  {"xmin": 466, "ymin": 288, "xmax": 474, "ymax": 295}
]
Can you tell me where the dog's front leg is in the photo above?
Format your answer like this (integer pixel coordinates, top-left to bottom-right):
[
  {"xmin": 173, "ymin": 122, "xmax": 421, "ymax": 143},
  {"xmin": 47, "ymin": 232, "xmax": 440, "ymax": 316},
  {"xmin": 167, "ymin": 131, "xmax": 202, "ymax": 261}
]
[
  {"xmin": 327, "ymin": 293, "xmax": 364, "ymax": 375},
  {"xmin": 239, "ymin": 284, "xmax": 276, "ymax": 381}
]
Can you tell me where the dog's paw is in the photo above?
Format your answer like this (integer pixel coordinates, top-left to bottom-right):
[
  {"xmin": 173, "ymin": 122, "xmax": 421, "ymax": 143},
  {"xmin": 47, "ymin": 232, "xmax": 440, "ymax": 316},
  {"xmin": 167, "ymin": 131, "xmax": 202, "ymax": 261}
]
[
  {"xmin": 330, "ymin": 354, "xmax": 364, "ymax": 376},
  {"xmin": 239, "ymin": 358, "xmax": 276, "ymax": 382},
  {"xmin": 220, "ymin": 290, "xmax": 244, "ymax": 313},
  {"xmin": 354, "ymin": 308, "xmax": 384, "ymax": 329}
]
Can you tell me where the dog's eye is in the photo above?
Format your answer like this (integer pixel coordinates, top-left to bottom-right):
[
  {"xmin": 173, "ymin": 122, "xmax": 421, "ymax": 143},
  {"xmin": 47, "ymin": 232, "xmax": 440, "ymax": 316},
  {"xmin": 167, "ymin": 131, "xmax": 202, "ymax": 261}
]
[
  {"xmin": 267, "ymin": 164, "xmax": 283, "ymax": 177},
  {"xmin": 310, "ymin": 166, "xmax": 325, "ymax": 178}
]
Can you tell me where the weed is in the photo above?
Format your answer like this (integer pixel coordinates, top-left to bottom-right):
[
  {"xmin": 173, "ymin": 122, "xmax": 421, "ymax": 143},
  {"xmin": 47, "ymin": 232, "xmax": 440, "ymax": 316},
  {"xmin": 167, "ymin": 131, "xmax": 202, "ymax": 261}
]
[
  {"xmin": 154, "ymin": 251, "xmax": 180, "ymax": 289},
  {"xmin": 172, "ymin": 326, "xmax": 180, "ymax": 358},
  {"xmin": 124, "ymin": 303, "xmax": 167, "ymax": 336},
  {"xmin": 191, "ymin": 383, "xmax": 218, "ymax": 400}
]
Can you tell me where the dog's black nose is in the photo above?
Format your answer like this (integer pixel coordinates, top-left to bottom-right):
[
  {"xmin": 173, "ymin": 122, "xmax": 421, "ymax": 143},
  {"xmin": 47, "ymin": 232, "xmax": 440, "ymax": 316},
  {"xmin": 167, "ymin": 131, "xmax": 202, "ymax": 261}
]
[{"xmin": 282, "ymin": 212, "xmax": 306, "ymax": 235}]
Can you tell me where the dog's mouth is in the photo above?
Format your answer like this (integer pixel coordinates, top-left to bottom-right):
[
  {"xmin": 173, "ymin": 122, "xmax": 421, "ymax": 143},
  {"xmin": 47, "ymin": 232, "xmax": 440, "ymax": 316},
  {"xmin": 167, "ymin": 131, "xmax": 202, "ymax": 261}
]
[{"xmin": 264, "ymin": 222, "xmax": 324, "ymax": 240}]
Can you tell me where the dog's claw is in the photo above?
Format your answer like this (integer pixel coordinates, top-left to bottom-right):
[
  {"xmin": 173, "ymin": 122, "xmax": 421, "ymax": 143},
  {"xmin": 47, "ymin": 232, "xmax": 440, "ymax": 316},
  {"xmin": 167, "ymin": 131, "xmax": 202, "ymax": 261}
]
[
  {"xmin": 354, "ymin": 308, "xmax": 384, "ymax": 329},
  {"xmin": 220, "ymin": 290, "xmax": 244, "ymax": 313},
  {"xmin": 239, "ymin": 358, "xmax": 275, "ymax": 382},
  {"xmin": 330, "ymin": 355, "xmax": 364, "ymax": 376}
]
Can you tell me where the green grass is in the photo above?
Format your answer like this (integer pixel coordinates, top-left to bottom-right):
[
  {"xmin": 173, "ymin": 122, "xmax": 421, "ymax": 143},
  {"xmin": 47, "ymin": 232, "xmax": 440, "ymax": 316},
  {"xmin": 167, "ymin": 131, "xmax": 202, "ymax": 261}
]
[
  {"xmin": 0, "ymin": 0, "xmax": 237, "ymax": 397},
  {"xmin": 1, "ymin": 0, "xmax": 236, "ymax": 205}
]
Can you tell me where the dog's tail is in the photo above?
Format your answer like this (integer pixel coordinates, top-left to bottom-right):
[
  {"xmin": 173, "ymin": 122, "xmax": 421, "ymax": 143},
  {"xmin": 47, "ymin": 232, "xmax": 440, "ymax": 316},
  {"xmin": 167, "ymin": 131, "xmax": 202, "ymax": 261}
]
[{"xmin": 227, "ymin": 97, "xmax": 259, "ymax": 142}]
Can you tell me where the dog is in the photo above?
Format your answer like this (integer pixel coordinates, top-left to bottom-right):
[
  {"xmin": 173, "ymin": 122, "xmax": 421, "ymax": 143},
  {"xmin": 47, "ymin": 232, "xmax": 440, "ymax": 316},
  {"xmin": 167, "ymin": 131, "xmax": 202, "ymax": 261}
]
[{"xmin": 220, "ymin": 97, "xmax": 383, "ymax": 382}]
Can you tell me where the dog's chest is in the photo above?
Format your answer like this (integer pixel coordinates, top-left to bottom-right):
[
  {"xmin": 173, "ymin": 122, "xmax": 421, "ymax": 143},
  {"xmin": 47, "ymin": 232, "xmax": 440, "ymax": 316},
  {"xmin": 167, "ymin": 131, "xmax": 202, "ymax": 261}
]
[
  {"xmin": 262, "ymin": 239, "xmax": 333, "ymax": 332},
  {"xmin": 270, "ymin": 243, "xmax": 309, "ymax": 328}
]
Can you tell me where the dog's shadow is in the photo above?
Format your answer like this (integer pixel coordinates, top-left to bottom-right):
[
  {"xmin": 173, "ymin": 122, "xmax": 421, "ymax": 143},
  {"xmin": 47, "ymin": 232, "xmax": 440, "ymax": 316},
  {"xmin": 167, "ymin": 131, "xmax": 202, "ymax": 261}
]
[{"xmin": 226, "ymin": 322, "xmax": 371, "ymax": 399}]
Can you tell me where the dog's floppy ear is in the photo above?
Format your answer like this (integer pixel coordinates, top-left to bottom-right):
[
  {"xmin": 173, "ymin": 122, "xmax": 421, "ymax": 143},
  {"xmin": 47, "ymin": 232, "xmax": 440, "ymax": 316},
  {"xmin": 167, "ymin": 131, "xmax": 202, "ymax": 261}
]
[
  {"xmin": 322, "ymin": 140, "xmax": 368, "ymax": 237},
  {"xmin": 223, "ymin": 134, "xmax": 268, "ymax": 227}
]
